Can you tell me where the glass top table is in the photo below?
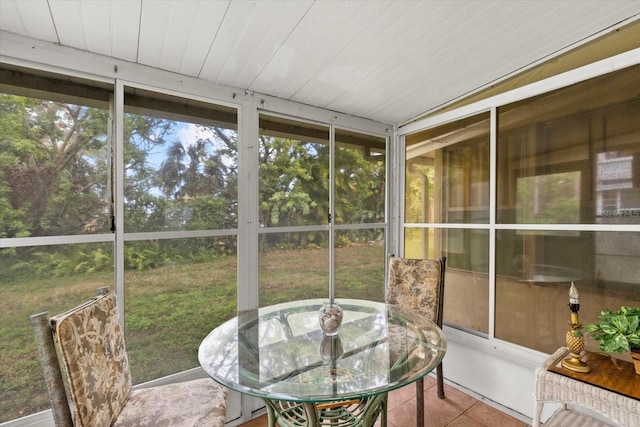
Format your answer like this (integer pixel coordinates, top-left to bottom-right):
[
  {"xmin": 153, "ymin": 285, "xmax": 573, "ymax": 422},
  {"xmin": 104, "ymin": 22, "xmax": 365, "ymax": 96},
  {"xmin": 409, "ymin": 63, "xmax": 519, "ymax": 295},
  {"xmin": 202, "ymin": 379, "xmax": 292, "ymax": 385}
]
[{"xmin": 198, "ymin": 298, "xmax": 447, "ymax": 404}]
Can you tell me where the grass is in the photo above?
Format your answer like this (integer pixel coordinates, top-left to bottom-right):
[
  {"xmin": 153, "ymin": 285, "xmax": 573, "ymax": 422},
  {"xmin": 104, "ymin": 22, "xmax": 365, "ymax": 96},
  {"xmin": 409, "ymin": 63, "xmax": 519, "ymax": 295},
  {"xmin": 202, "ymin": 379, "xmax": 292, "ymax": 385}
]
[{"xmin": 0, "ymin": 244, "xmax": 384, "ymax": 423}]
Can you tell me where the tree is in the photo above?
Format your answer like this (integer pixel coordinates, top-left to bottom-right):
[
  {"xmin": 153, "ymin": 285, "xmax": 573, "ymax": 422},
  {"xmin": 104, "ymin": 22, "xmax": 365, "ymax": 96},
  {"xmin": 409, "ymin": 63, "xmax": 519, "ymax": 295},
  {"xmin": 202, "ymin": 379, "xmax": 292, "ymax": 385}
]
[
  {"xmin": 257, "ymin": 134, "xmax": 385, "ymax": 248},
  {"xmin": 0, "ymin": 95, "xmax": 111, "ymax": 237},
  {"xmin": 334, "ymin": 146, "xmax": 385, "ymax": 225},
  {"xmin": 258, "ymin": 135, "xmax": 323, "ymax": 228}
]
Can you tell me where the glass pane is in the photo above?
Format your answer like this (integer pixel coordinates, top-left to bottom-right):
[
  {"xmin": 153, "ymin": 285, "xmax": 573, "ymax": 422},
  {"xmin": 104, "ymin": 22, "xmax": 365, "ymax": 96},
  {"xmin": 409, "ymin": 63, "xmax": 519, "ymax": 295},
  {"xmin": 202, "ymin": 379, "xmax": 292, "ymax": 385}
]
[
  {"xmin": 404, "ymin": 227, "xmax": 489, "ymax": 334},
  {"xmin": 495, "ymin": 230, "xmax": 640, "ymax": 354},
  {"xmin": 497, "ymin": 66, "xmax": 640, "ymax": 225},
  {"xmin": 334, "ymin": 228, "xmax": 385, "ymax": 301},
  {"xmin": 404, "ymin": 227, "xmax": 437, "ymax": 259},
  {"xmin": 259, "ymin": 114, "xmax": 329, "ymax": 227},
  {"xmin": 124, "ymin": 237, "xmax": 236, "ymax": 383},
  {"xmin": 0, "ymin": 93, "xmax": 110, "ymax": 238},
  {"xmin": 335, "ymin": 129, "xmax": 386, "ymax": 224},
  {"xmin": 124, "ymin": 88, "xmax": 238, "ymax": 232},
  {"xmin": 405, "ymin": 160, "xmax": 436, "ymax": 224},
  {"xmin": 0, "ymin": 243, "xmax": 113, "ymax": 422},
  {"xmin": 258, "ymin": 231, "xmax": 329, "ymax": 306},
  {"xmin": 443, "ymin": 142, "xmax": 491, "ymax": 224},
  {"xmin": 516, "ymin": 172, "xmax": 581, "ymax": 223},
  {"xmin": 406, "ymin": 113, "xmax": 490, "ymax": 224}
]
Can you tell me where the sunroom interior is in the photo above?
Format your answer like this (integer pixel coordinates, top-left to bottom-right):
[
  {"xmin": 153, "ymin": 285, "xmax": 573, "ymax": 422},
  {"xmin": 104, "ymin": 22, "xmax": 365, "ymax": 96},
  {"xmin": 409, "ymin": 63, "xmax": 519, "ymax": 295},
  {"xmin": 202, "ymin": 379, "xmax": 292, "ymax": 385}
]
[{"xmin": 1, "ymin": 1, "xmax": 640, "ymax": 426}]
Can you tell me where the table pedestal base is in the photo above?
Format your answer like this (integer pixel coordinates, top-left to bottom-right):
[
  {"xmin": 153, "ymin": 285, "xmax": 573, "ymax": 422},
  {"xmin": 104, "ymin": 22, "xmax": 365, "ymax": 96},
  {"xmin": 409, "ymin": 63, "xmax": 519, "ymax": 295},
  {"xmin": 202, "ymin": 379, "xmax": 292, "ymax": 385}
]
[{"xmin": 265, "ymin": 394, "xmax": 387, "ymax": 427}]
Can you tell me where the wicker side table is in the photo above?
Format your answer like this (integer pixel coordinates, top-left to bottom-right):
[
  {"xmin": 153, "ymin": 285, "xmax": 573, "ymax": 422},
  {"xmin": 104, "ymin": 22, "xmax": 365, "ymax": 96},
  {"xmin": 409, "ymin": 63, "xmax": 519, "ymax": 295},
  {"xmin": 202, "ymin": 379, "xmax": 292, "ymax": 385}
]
[{"xmin": 532, "ymin": 347, "xmax": 640, "ymax": 427}]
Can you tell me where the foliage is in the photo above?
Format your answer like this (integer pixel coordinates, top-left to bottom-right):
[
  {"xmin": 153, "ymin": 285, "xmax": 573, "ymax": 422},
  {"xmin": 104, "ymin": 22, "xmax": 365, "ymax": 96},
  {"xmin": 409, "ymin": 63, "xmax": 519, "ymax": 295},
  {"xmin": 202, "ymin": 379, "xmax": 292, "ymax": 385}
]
[
  {"xmin": 2, "ymin": 93, "xmax": 385, "ymax": 281},
  {"xmin": 585, "ymin": 306, "xmax": 640, "ymax": 353},
  {"xmin": 256, "ymin": 135, "xmax": 384, "ymax": 249},
  {"xmin": 0, "ymin": 95, "xmax": 111, "ymax": 237}
]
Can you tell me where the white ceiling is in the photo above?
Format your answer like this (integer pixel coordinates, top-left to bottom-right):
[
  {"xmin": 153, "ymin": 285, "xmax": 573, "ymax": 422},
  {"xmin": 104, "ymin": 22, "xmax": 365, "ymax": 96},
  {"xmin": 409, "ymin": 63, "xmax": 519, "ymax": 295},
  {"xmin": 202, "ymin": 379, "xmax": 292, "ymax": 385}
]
[{"xmin": 1, "ymin": 0, "xmax": 639, "ymax": 125}]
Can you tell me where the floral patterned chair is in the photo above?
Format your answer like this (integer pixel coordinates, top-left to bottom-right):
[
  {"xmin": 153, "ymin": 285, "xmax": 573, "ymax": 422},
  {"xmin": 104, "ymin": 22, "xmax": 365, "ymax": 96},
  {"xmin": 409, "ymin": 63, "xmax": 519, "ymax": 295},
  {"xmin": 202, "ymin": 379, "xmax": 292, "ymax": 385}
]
[
  {"xmin": 30, "ymin": 288, "xmax": 227, "ymax": 427},
  {"xmin": 386, "ymin": 256, "xmax": 447, "ymax": 427}
]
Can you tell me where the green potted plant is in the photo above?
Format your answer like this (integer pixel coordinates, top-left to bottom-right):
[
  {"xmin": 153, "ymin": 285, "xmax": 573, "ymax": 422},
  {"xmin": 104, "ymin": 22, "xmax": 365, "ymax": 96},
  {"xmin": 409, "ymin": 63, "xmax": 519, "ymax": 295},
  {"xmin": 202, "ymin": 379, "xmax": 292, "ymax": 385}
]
[{"xmin": 585, "ymin": 306, "xmax": 640, "ymax": 374}]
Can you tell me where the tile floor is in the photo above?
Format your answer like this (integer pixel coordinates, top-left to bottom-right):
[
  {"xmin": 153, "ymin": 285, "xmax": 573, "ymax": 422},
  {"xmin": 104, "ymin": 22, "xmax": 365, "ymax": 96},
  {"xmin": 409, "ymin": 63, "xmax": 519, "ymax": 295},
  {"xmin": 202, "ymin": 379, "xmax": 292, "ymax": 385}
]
[{"xmin": 238, "ymin": 375, "xmax": 530, "ymax": 427}]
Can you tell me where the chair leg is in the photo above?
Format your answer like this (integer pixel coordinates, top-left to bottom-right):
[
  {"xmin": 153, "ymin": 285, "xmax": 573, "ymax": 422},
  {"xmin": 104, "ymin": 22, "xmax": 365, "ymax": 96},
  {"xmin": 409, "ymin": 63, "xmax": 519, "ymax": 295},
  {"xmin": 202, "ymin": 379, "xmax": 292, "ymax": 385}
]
[
  {"xmin": 436, "ymin": 364, "xmax": 445, "ymax": 399},
  {"xmin": 416, "ymin": 378, "xmax": 424, "ymax": 427},
  {"xmin": 532, "ymin": 399, "xmax": 544, "ymax": 427},
  {"xmin": 30, "ymin": 312, "xmax": 73, "ymax": 427}
]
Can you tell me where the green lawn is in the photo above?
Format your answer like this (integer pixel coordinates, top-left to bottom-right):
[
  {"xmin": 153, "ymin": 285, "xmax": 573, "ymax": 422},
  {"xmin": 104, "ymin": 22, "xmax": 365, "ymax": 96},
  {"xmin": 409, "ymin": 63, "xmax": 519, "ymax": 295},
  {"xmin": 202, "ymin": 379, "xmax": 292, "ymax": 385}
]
[{"xmin": 0, "ymin": 245, "xmax": 384, "ymax": 422}]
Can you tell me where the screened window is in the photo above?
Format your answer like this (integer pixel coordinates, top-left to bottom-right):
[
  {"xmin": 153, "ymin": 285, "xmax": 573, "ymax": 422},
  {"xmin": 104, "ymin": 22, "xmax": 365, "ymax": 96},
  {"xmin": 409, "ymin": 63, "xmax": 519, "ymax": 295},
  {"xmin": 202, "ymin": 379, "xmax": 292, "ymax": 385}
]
[
  {"xmin": 334, "ymin": 129, "xmax": 386, "ymax": 301},
  {"xmin": 495, "ymin": 66, "xmax": 640, "ymax": 353},
  {"xmin": 124, "ymin": 88, "xmax": 238, "ymax": 232},
  {"xmin": 122, "ymin": 87, "xmax": 239, "ymax": 380},
  {"xmin": 0, "ymin": 69, "xmax": 112, "ymax": 237},
  {"xmin": 258, "ymin": 114, "xmax": 330, "ymax": 304},
  {"xmin": 0, "ymin": 68, "xmax": 113, "ymax": 422},
  {"xmin": 405, "ymin": 113, "xmax": 490, "ymax": 334},
  {"xmin": 258, "ymin": 115, "xmax": 387, "ymax": 305},
  {"xmin": 405, "ymin": 67, "xmax": 640, "ymax": 349}
]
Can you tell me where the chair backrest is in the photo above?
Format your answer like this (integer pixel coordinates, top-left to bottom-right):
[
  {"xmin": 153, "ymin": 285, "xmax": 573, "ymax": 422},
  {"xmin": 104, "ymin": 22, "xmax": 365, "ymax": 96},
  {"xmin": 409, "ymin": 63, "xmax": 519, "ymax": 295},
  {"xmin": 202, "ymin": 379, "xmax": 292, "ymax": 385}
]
[
  {"xmin": 50, "ymin": 292, "xmax": 132, "ymax": 427},
  {"xmin": 386, "ymin": 257, "xmax": 446, "ymax": 327}
]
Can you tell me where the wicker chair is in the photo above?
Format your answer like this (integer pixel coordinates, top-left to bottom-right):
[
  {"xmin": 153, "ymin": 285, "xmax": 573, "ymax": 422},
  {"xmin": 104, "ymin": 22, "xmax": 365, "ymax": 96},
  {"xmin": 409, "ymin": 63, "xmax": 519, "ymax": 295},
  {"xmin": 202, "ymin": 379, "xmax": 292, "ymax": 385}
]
[
  {"xmin": 30, "ymin": 287, "xmax": 228, "ymax": 427},
  {"xmin": 386, "ymin": 256, "xmax": 447, "ymax": 427}
]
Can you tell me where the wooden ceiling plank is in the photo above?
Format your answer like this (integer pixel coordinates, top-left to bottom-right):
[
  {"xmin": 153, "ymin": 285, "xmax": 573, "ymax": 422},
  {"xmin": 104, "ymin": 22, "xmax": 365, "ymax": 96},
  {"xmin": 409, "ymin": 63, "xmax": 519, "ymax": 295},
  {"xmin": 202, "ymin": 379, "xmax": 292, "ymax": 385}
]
[
  {"xmin": 110, "ymin": 0, "xmax": 141, "ymax": 63},
  {"xmin": 251, "ymin": 1, "xmax": 389, "ymax": 98},
  {"xmin": 12, "ymin": 0, "xmax": 59, "ymax": 43},
  {"xmin": 137, "ymin": 0, "xmax": 173, "ymax": 67},
  {"xmin": 179, "ymin": 1, "xmax": 229, "ymax": 76},
  {"xmin": 215, "ymin": 1, "xmax": 313, "ymax": 89}
]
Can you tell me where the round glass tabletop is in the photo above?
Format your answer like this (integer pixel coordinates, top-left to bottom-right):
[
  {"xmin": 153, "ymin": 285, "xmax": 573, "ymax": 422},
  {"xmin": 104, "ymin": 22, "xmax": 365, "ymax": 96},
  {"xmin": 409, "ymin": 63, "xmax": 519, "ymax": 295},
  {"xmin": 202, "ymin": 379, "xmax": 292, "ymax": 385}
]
[{"xmin": 198, "ymin": 298, "xmax": 446, "ymax": 403}]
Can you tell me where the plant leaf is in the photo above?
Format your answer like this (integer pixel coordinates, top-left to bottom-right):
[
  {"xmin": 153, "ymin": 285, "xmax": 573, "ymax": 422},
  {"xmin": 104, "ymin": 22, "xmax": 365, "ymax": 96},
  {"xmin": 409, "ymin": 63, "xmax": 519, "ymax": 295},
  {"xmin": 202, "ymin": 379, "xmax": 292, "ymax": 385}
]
[
  {"xmin": 609, "ymin": 315, "xmax": 629, "ymax": 332},
  {"xmin": 610, "ymin": 334, "xmax": 630, "ymax": 352},
  {"xmin": 599, "ymin": 322, "xmax": 618, "ymax": 335}
]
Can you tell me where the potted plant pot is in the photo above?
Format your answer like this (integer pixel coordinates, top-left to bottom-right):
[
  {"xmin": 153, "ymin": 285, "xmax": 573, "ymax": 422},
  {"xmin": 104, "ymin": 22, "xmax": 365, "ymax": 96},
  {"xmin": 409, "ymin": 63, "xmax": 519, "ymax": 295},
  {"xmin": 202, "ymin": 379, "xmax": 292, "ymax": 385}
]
[{"xmin": 631, "ymin": 349, "xmax": 640, "ymax": 375}]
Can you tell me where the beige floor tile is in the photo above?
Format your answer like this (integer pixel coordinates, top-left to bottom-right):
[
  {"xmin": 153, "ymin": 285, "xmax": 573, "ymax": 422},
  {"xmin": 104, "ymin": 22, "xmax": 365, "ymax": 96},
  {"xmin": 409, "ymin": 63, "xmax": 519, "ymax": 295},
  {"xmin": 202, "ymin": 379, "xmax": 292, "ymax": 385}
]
[
  {"xmin": 422, "ymin": 384, "xmax": 477, "ymax": 422},
  {"xmin": 464, "ymin": 401, "xmax": 529, "ymax": 427},
  {"xmin": 420, "ymin": 374, "xmax": 438, "ymax": 390},
  {"xmin": 388, "ymin": 384, "xmax": 417, "ymax": 409},
  {"xmin": 445, "ymin": 414, "xmax": 487, "ymax": 427},
  {"xmin": 387, "ymin": 398, "xmax": 449, "ymax": 427},
  {"xmin": 239, "ymin": 413, "xmax": 268, "ymax": 426}
]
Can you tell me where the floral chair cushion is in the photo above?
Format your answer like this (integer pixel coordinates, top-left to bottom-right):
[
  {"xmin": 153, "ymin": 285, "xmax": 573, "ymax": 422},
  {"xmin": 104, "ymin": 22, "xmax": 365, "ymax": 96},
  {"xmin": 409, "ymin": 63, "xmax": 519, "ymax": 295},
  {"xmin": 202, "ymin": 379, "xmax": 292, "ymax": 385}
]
[
  {"xmin": 51, "ymin": 293, "xmax": 228, "ymax": 427},
  {"xmin": 115, "ymin": 378, "xmax": 227, "ymax": 427},
  {"xmin": 386, "ymin": 257, "xmax": 442, "ymax": 324},
  {"xmin": 51, "ymin": 293, "xmax": 132, "ymax": 427}
]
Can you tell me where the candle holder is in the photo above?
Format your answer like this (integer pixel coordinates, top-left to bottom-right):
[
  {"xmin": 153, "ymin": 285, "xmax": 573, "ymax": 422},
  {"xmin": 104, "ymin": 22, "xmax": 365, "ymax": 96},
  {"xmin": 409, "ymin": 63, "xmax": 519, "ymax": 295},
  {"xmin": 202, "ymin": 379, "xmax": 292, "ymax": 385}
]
[
  {"xmin": 562, "ymin": 322, "xmax": 590, "ymax": 373},
  {"xmin": 561, "ymin": 283, "xmax": 590, "ymax": 373}
]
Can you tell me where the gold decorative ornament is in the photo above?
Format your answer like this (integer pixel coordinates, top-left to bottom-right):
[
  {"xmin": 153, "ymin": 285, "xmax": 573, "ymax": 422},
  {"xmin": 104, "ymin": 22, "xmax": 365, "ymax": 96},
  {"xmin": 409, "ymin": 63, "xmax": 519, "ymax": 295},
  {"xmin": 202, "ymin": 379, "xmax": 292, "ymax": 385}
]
[{"xmin": 561, "ymin": 282, "xmax": 590, "ymax": 373}]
